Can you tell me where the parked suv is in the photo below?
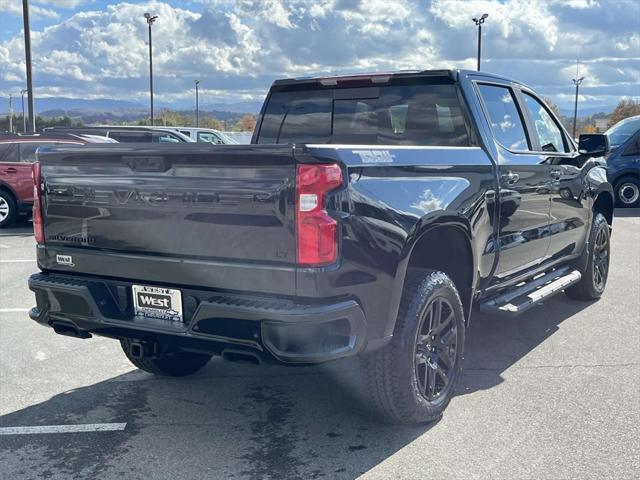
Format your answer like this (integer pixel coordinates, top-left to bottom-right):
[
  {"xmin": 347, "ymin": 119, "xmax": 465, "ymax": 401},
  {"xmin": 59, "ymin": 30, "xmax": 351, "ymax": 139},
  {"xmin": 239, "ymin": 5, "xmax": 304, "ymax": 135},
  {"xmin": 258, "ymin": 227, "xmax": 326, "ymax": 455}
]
[{"xmin": 0, "ymin": 134, "xmax": 100, "ymax": 227}]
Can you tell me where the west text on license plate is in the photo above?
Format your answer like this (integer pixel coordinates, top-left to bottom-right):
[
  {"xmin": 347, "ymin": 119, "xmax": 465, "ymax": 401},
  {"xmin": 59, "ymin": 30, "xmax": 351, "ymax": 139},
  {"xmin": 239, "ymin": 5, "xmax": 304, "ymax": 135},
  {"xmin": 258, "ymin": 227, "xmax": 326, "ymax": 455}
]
[{"xmin": 132, "ymin": 285, "xmax": 183, "ymax": 322}]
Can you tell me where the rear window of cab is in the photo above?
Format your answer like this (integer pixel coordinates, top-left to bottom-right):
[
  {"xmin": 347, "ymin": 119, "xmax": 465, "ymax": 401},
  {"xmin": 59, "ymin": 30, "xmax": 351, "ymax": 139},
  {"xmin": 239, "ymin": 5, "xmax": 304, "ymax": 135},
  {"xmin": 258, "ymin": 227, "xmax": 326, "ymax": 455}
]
[{"xmin": 256, "ymin": 80, "xmax": 471, "ymax": 146}]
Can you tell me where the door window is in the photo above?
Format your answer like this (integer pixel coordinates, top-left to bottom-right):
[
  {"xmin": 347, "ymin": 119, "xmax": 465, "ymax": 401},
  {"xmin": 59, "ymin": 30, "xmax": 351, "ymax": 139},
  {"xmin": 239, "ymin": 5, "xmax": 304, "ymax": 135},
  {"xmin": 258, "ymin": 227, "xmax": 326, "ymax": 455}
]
[
  {"xmin": 198, "ymin": 132, "xmax": 223, "ymax": 144},
  {"xmin": 0, "ymin": 144, "xmax": 19, "ymax": 162},
  {"xmin": 622, "ymin": 133, "xmax": 639, "ymax": 157},
  {"xmin": 151, "ymin": 132, "xmax": 181, "ymax": 143},
  {"xmin": 522, "ymin": 93, "xmax": 568, "ymax": 153},
  {"xmin": 478, "ymin": 84, "xmax": 529, "ymax": 151}
]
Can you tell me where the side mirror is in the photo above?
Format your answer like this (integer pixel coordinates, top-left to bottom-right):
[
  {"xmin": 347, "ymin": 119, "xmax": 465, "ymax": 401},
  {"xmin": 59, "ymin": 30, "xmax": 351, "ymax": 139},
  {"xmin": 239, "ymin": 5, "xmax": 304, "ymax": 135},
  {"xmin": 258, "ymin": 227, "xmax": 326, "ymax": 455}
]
[{"xmin": 578, "ymin": 134, "xmax": 609, "ymax": 157}]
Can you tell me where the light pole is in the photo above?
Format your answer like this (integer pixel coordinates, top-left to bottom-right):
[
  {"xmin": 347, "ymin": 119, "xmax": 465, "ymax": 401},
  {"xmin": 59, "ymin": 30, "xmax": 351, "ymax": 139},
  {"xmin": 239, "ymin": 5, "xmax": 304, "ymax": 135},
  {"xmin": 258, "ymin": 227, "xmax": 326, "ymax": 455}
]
[
  {"xmin": 572, "ymin": 76, "xmax": 584, "ymax": 139},
  {"xmin": 194, "ymin": 80, "xmax": 200, "ymax": 127},
  {"xmin": 22, "ymin": 0, "xmax": 35, "ymax": 132},
  {"xmin": 472, "ymin": 14, "xmax": 488, "ymax": 71},
  {"xmin": 8, "ymin": 94, "xmax": 13, "ymax": 133},
  {"xmin": 20, "ymin": 89, "xmax": 27, "ymax": 132},
  {"xmin": 144, "ymin": 12, "xmax": 158, "ymax": 126}
]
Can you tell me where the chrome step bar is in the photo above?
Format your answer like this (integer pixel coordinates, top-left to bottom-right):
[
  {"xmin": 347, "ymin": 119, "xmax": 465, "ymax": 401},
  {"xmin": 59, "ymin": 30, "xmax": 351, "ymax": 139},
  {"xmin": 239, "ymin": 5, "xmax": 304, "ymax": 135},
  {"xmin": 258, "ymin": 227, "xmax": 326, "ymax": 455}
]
[{"xmin": 480, "ymin": 267, "xmax": 582, "ymax": 316}]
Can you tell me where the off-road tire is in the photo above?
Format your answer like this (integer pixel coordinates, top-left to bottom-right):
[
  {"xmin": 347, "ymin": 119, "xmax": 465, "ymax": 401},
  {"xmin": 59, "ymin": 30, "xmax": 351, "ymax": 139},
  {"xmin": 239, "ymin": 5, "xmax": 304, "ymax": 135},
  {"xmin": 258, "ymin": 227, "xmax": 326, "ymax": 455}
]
[
  {"xmin": 359, "ymin": 270, "xmax": 465, "ymax": 424},
  {"xmin": 120, "ymin": 338, "xmax": 212, "ymax": 376},
  {"xmin": 566, "ymin": 213, "xmax": 610, "ymax": 301},
  {"xmin": 0, "ymin": 190, "xmax": 17, "ymax": 228}
]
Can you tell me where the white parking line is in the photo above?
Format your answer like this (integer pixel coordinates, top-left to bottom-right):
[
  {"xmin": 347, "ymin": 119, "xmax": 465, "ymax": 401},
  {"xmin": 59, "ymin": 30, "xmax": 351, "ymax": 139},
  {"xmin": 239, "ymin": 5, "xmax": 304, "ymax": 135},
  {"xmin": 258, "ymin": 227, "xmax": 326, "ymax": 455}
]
[
  {"xmin": 0, "ymin": 259, "xmax": 35, "ymax": 263},
  {"xmin": 0, "ymin": 308, "xmax": 31, "ymax": 313},
  {"xmin": 0, "ymin": 423, "xmax": 127, "ymax": 435}
]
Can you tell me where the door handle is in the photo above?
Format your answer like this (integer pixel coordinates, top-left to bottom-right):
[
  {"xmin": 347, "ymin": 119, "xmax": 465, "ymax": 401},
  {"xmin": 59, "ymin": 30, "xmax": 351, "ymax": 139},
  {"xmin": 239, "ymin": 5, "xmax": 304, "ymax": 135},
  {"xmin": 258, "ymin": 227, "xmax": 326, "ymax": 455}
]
[
  {"xmin": 501, "ymin": 171, "xmax": 519, "ymax": 185},
  {"xmin": 550, "ymin": 168, "xmax": 562, "ymax": 180},
  {"xmin": 4, "ymin": 167, "xmax": 18, "ymax": 174}
]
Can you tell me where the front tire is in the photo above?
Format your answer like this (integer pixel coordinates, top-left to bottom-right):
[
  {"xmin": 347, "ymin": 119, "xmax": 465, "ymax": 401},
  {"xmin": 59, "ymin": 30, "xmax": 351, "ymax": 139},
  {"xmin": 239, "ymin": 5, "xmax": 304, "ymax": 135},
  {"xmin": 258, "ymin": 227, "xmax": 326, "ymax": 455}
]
[
  {"xmin": 120, "ymin": 338, "xmax": 212, "ymax": 377},
  {"xmin": 359, "ymin": 270, "xmax": 465, "ymax": 424},
  {"xmin": 566, "ymin": 213, "xmax": 610, "ymax": 301},
  {"xmin": 0, "ymin": 191, "xmax": 17, "ymax": 228},
  {"xmin": 614, "ymin": 176, "xmax": 640, "ymax": 207}
]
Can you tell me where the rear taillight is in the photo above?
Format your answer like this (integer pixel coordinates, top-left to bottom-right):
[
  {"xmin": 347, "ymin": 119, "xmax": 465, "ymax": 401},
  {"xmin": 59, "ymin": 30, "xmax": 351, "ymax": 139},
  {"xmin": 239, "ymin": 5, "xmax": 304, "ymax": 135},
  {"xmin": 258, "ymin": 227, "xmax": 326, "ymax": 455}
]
[
  {"xmin": 296, "ymin": 164, "xmax": 342, "ymax": 266},
  {"xmin": 32, "ymin": 162, "xmax": 44, "ymax": 244}
]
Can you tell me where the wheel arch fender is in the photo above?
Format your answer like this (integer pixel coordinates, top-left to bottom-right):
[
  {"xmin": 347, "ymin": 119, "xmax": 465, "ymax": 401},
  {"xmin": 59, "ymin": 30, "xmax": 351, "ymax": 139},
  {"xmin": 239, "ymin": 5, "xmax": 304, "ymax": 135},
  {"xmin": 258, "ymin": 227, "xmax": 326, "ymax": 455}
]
[
  {"xmin": 0, "ymin": 180, "xmax": 19, "ymax": 200},
  {"xmin": 387, "ymin": 212, "xmax": 477, "ymax": 332}
]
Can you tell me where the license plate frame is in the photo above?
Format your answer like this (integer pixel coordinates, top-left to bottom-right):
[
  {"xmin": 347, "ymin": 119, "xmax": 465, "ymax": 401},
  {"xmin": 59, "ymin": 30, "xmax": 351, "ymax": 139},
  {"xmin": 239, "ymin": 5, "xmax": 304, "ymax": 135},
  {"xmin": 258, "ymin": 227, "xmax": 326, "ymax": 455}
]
[{"xmin": 132, "ymin": 284, "xmax": 183, "ymax": 322}]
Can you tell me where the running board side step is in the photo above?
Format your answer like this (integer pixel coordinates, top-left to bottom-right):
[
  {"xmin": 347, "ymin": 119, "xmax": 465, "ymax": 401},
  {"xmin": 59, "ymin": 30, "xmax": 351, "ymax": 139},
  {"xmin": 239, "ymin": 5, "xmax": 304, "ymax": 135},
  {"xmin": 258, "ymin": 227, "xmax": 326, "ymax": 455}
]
[{"xmin": 480, "ymin": 267, "xmax": 582, "ymax": 316}]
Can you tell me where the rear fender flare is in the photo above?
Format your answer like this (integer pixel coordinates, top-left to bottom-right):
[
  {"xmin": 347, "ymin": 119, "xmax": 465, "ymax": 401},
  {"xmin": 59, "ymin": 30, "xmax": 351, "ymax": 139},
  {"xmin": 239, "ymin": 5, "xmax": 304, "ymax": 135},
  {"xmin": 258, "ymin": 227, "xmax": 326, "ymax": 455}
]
[{"xmin": 385, "ymin": 213, "xmax": 477, "ymax": 334}]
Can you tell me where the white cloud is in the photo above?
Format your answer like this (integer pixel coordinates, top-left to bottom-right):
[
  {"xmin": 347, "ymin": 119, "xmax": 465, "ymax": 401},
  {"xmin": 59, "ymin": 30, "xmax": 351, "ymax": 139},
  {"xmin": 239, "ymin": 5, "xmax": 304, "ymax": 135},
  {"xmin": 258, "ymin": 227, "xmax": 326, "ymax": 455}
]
[
  {"xmin": 0, "ymin": 0, "xmax": 60, "ymax": 18},
  {"xmin": 34, "ymin": 0, "xmax": 90, "ymax": 7},
  {"xmin": 0, "ymin": 0, "xmax": 638, "ymax": 110}
]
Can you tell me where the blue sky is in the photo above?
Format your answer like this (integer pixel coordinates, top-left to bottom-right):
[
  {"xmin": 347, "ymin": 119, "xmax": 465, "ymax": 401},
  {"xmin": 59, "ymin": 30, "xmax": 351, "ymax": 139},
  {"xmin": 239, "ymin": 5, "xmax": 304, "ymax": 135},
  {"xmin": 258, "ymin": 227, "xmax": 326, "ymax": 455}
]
[{"xmin": 1, "ymin": 0, "xmax": 639, "ymax": 111}]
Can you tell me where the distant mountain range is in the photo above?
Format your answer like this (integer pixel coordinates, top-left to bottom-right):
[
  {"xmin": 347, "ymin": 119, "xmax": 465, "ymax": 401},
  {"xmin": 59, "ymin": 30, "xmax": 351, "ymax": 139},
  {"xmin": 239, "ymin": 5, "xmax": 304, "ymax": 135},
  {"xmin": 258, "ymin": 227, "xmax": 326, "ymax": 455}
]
[
  {"xmin": 558, "ymin": 105, "xmax": 615, "ymax": 117},
  {"xmin": 1, "ymin": 96, "xmax": 612, "ymax": 119},
  {"xmin": 0, "ymin": 96, "xmax": 262, "ymax": 116}
]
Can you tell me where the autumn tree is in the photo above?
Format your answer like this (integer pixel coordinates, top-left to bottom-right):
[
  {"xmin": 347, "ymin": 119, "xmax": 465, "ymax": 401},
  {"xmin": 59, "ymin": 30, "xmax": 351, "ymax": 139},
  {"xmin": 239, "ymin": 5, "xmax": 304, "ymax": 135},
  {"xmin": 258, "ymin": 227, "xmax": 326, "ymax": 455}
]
[
  {"xmin": 541, "ymin": 97, "xmax": 562, "ymax": 118},
  {"xmin": 238, "ymin": 114, "xmax": 256, "ymax": 132},
  {"xmin": 607, "ymin": 99, "xmax": 640, "ymax": 128}
]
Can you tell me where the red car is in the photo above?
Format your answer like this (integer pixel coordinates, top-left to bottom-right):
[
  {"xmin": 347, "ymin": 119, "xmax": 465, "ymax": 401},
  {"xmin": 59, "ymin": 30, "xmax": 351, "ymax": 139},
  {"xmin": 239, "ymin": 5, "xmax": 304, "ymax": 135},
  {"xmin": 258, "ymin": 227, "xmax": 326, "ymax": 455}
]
[{"xmin": 0, "ymin": 134, "xmax": 107, "ymax": 227}]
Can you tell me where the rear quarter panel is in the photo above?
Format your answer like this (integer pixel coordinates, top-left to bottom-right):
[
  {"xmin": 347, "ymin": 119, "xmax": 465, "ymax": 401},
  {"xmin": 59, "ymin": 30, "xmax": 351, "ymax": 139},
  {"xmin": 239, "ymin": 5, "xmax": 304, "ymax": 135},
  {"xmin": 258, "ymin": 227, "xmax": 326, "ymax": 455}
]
[{"xmin": 295, "ymin": 145, "xmax": 496, "ymax": 340}]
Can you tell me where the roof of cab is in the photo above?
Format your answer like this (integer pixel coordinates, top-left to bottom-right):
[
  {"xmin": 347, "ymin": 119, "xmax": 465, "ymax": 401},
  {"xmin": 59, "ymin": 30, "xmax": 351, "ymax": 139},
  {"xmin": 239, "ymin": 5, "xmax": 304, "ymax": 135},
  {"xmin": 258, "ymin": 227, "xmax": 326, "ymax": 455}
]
[{"xmin": 270, "ymin": 68, "xmax": 524, "ymax": 89}]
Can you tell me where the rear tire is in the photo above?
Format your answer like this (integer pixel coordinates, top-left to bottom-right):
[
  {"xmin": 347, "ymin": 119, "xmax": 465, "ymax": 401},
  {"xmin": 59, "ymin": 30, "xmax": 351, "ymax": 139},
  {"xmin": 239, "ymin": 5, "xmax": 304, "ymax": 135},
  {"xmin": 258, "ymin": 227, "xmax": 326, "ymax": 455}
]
[
  {"xmin": 120, "ymin": 338, "xmax": 212, "ymax": 377},
  {"xmin": 0, "ymin": 190, "xmax": 17, "ymax": 228},
  {"xmin": 566, "ymin": 213, "xmax": 610, "ymax": 301},
  {"xmin": 358, "ymin": 270, "xmax": 465, "ymax": 424},
  {"xmin": 613, "ymin": 176, "xmax": 640, "ymax": 207}
]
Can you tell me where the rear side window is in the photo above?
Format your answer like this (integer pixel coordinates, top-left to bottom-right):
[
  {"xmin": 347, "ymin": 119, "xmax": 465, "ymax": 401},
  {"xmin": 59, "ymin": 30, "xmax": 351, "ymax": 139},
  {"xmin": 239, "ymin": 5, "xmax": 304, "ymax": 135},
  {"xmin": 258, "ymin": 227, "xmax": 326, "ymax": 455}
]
[
  {"xmin": 19, "ymin": 143, "xmax": 41, "ymax": 163},
  {"xmin": 478, "ymin": 84, "xmax": 529, "ymax": 151},
  {"xmin": 109, "ymin": 131, "xmax": 150, "ymax": 142},
  {"xmin": 256, "ymin": 82, "xmax": 470, "ymax": 146}
]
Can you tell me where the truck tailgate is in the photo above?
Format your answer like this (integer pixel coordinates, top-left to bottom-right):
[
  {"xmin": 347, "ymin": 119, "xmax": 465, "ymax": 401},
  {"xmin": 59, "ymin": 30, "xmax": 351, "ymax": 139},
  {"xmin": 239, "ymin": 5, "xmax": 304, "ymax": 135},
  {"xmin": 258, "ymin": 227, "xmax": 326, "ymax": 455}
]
[{"xmin": 37, "ymin": 144, "xmax": 297, "ymax": 293}]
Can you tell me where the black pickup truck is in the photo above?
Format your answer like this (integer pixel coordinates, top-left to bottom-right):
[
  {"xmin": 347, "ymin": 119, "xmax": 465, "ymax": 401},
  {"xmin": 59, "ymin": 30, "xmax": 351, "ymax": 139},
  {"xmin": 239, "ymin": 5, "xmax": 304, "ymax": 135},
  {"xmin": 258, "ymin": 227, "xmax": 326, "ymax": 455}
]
[{"xmin": 28, "ymin": 70, "xmax": 613, "ymax": 424}]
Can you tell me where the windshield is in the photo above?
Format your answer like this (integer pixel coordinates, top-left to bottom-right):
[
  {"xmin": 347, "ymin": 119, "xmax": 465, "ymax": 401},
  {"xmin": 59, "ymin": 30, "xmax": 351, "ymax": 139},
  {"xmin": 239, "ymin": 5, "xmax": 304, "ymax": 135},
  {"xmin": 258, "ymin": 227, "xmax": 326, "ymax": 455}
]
[
  {"xmin": 605, "ymin": 116, "xmax": 640, "ymax": 148},
  {"xmin": 256, "ymin": 80, "xmax": 471, "ymax": 146}
]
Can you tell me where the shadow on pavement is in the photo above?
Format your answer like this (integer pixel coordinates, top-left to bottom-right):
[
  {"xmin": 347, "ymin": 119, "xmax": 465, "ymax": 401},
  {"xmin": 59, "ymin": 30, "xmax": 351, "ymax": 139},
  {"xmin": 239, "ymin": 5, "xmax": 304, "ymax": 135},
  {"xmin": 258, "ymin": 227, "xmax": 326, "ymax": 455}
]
[
  {"xmin": 613, "ymin": 207, "xmax": 640, "ymax": 218},
  {"xmin": 0, "ymin": 217, "xmax": 33, "ymax": 236},
  {"xmin": 0, "ymin": 293, "xmax": 595, "ymax": 479},
  {"xmin": 459, "ymin": 294, "xmax": 593, "ymax": 395}
]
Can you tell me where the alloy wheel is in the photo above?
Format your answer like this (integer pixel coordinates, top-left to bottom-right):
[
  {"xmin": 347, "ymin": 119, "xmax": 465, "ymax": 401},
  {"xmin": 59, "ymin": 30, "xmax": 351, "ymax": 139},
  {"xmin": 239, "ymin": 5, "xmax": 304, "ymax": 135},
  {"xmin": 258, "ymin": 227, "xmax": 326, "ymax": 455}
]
[
  {"xmin": 0, "ymin": 196, "xmax": 9, "ymax": 223},
  {"xmin": 414, "ymin": 296, "xmax": 458, "ymax": 402},
  {"xmin": 593, "ymin": 226, "xmax": 609, "ymax": 292}
]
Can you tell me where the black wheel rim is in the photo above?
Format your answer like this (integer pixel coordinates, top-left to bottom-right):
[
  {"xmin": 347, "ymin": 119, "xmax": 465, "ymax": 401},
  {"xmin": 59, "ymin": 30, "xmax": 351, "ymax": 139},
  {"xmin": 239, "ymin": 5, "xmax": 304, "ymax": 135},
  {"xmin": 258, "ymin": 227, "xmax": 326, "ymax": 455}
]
[
  {"xmin": 593, "ymin": 226, "xmax": 609, "ymax": 292},
  {"xmin": 414, "ymin": 296, "xmax": 458, "ymax": 402}
]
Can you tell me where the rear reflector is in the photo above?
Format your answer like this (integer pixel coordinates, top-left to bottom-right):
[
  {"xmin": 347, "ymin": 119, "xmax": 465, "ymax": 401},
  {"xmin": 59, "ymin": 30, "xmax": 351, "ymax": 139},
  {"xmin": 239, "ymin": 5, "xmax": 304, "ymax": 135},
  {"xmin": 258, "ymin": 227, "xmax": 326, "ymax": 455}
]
[
  {"xmin": 296, "ymin": 164, "xmax": 342, "ymax": 266},
  {"xmin": 32, "ymin": 163, "xmax": 44, "ymax": 244}
]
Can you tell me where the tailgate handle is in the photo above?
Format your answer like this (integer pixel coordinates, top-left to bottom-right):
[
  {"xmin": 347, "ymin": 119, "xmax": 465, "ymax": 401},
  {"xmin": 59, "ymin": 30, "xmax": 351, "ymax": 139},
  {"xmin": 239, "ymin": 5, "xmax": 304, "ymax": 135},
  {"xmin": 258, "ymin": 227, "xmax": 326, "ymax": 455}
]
[{"xmin": 124, "ymin": 156, "xmax": 169, "ymax": 172}]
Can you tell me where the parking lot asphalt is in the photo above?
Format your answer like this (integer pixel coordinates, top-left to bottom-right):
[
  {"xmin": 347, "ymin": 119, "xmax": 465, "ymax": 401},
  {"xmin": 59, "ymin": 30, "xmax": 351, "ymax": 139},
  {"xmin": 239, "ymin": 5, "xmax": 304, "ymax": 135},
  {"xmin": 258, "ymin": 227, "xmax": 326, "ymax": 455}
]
[{"xmin": 0, "ymin": 211, "xmax": 638, "ymax": 480}]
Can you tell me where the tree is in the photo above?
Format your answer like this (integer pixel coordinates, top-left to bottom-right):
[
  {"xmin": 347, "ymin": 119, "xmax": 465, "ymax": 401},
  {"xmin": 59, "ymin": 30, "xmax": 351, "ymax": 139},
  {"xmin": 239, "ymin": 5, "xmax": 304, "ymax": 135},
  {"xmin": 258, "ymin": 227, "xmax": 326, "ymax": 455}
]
[
  {"xmin": 238, "ymin": 114, "xmax": 256, "ymax": 132},
  {"xmin": 541, "ymin": 97, "xmax": 562, "ymax": 118},
  {"xmin": 607, "ymin": 99, "xmax": 640, "ymax": 128}
]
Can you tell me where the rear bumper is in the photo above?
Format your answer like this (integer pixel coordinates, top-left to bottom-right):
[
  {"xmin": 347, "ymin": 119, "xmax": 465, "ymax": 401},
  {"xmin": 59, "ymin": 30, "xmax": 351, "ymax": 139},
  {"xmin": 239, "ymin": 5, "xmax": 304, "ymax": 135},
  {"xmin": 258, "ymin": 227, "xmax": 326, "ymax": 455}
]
[{"xmin": 28, "ymin": 272, "xmax": 367, "ymax": 364}]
